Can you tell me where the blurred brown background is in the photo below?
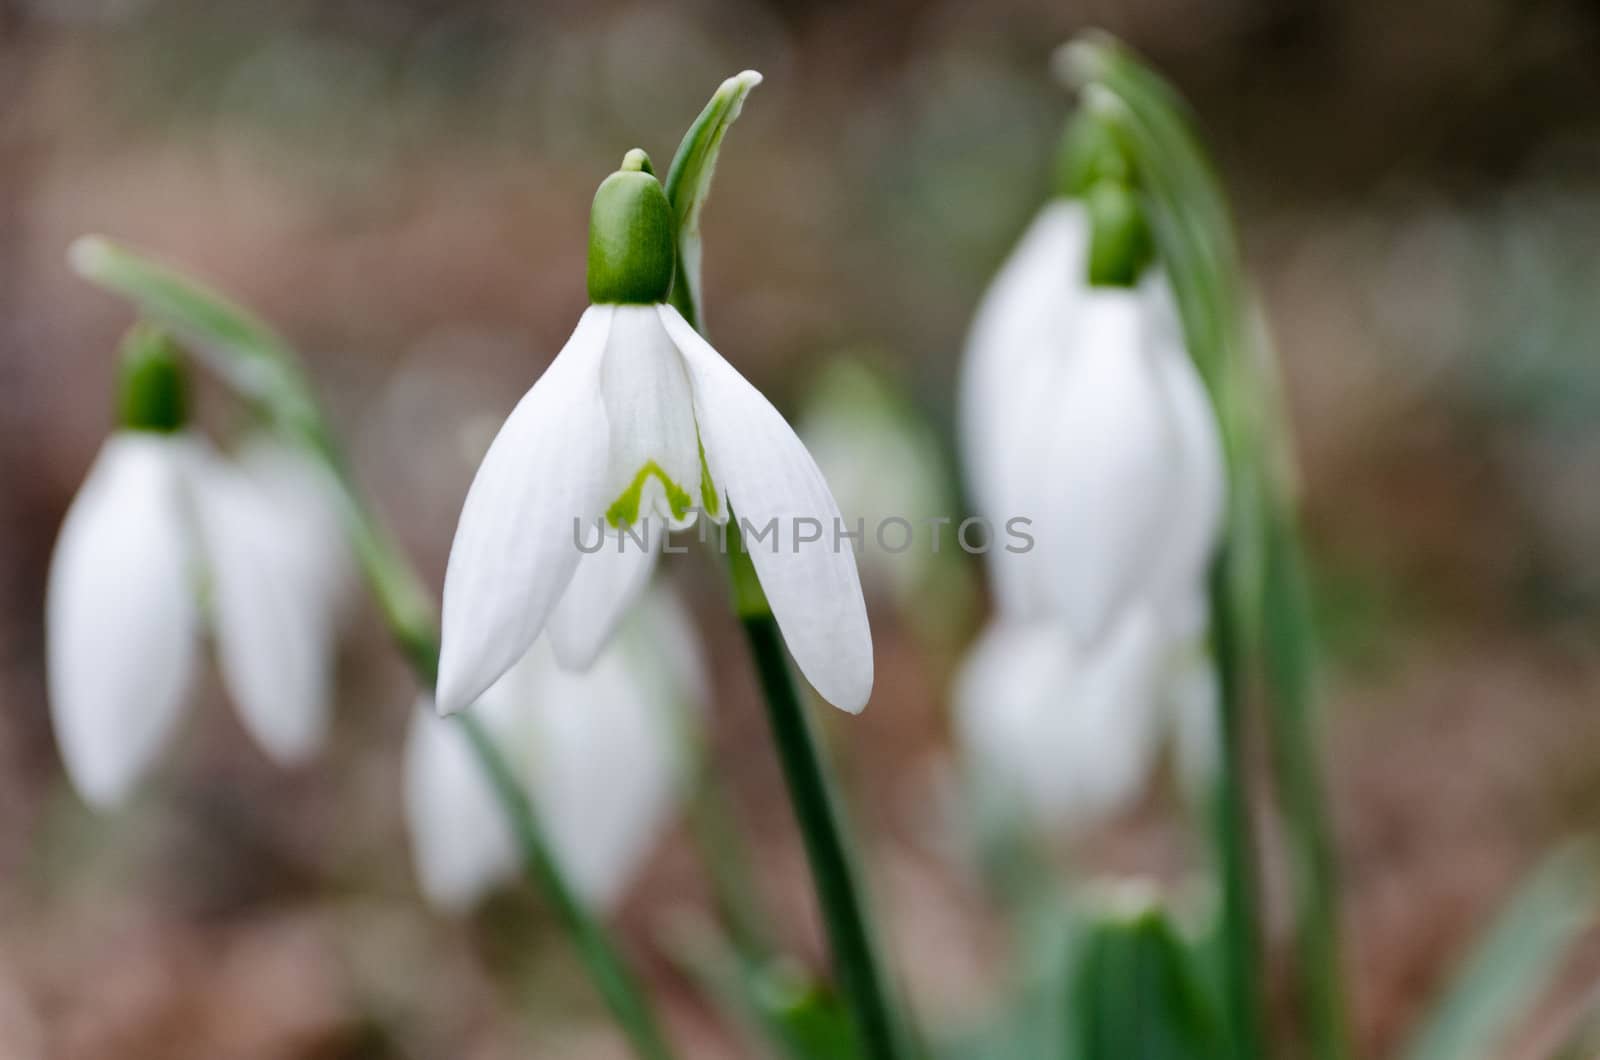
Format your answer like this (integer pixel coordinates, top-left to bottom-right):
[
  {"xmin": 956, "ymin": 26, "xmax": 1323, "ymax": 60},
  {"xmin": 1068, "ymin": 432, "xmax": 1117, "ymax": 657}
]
[{"xmin": 3, "ymin": 0, "xmax": 1600, "ymax": 1056}]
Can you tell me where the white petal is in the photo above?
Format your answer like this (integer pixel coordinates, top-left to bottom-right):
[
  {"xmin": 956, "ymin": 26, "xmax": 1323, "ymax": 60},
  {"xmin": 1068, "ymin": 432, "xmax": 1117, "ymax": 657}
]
[
  {"xmin": 46, "ymin": 434, "xmax": 198, "ymax": 807},
  {"xmin": 960, "ymin": 201, "xmax": 1089, "ymax": 519},
  {"xmin": 191, "ymin": 449, "xmax": 336, "ymax": 764},
  {"xmin": 1034, "ymin": 290, "xmax": 1182, "ymax": 642},
  {"xmin": 437, "ymin": 307, "xmax": 614, "ymax": 715},
  {"xmin": 1140, "ymin": 276, "xmax": 1227, "ymax": 617},
  {"xmin": 953, "ymin": 613, "xmax": 1166, "ymax": 832},
  {"xmin": 232, "ymin": 436, "xmax": 353, "ymax": 622},
  {"xmin": 625, "ymin": 585, "xmax": 711, "ymax": 713},
  {"xmin": 524, "ymin": 639, "xmax": 686, "ymax": 911},
  {"xmin": 597, "ymin": 305, "xmax": 707, "ymax": 529},
  {"xmin": 661, "ymin": 305, "xmax": 873, "ymax": 712},
  {"xmin": 547, "ymin": 524, "xmax": 660, "ymax": 672},
  {"xmin": 403, "ymin": 696, "xmax": 520, "ymax": 912}
]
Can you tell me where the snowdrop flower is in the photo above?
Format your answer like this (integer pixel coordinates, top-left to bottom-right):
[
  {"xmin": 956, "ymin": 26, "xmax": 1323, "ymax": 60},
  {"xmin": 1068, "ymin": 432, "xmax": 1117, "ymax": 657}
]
[
  {"xmin": 799, "ymin": 359, "xmax": 952, "ymax": 604},
  {"xmin": 960, "ymin": 114, "xmax": 1225, "ymax": 643},
  {"xmin": 438, "ymin": 149, "xmax": 871, "ymax": 716},
  {"xmin": 46, "ymin": 328, "xmax": 348, "ymax": 807},
  {"xmin": 954, "ymin": 608, "xmax": 1223, "ymax": 831},
  {"xmin": 406, "ymin": 587, "xmax": 704, "ymax": 912},
  {"xmin": 952, "ymin": 112, "xmax": 1228, "ymax": 828}
]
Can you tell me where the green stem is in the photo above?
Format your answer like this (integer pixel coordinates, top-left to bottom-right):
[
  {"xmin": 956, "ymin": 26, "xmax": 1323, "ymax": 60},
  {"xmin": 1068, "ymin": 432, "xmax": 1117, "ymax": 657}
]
[
  {"xmin": 68, "ymin": 235, "xmax": 679, "ymax": 1057},
  {"xmin": 1260, "ymin": 513, "xmax": 1349, "ymax": 1060},
  {"xmin": 726, "ymin": 537, "xmax": 906, "ymax": 1060},
  {"xmin": 1208, "ymin": 550, "xmax": 1268, "ymax": 1060},
  {"xmin": 458, "ymin": 712, "xmax": 677, "ymax": 1060},
  {"xmin": 1067, "ymin": 35, "xmax": 1351, "ymax": 1059},
  {"xmin": 313, "ymin": 440, "xmax": 680, "ymax": 1060}
]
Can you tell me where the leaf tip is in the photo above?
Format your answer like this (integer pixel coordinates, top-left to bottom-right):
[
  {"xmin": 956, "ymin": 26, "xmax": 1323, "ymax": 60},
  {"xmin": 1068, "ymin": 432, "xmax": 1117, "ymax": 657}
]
[
  {"xmin": 1052, "ymin": 39, "xmax": 1106, "ymax": 88},
  {"xmin": 67, "ymin": 235, "xmax": 113, "ymax": 280}
]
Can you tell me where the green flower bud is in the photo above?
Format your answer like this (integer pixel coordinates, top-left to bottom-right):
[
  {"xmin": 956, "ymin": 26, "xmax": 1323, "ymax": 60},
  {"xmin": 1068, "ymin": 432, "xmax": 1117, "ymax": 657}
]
[
  {"xmin": 116, "ymin": 323, "xmax": 187, "ymax": 433},
  {"xmin": 586, "ymin": 149, "xmax": 676, "ymax": 305},
  {"xmin": 1055, "ymin": 110, "xmax": 1129, "ymax": 199},
  {"xmin": 1085, "ymin": 178, "xmax": 1153, "ymax": 288}
]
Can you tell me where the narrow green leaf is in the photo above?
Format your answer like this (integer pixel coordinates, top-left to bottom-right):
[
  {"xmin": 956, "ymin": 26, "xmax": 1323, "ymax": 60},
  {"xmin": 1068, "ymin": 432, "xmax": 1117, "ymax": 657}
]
[
  {"xmin": 1403, "ymin": 844, "xmax": 1599, "ymax": 1060},
  {"xmin": 70, "ymin": 236, "xmax": 299, "ymax": 385},
  {"xmin": 663, "ymin": 69, "xmax": 763, "ymax": 332},
  {"xmin": 68, "ymin": 236, "xmax": 325, "ymax": 449},
  {"xmin": 1067, "ymin": 889, "xmax": 1226, "ymax": 1060}
]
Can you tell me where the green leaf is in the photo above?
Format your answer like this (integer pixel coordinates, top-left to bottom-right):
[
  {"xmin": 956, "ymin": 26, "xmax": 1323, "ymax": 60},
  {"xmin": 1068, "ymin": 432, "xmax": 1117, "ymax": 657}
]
[
  {"xmin": 663, "ymin": 69, "xmax": 762, "ymax": 332},
  {"xmin": 68, "ymin": 236, "xmax": 323, "ymax": 447},
  {"xmin": 1403, "ymin": 843, "xmax": 1599, "ymax": 1060},
  {"xmin": 1066, "ymin": 890, "xmax": 1226, "ymax": 1060}
]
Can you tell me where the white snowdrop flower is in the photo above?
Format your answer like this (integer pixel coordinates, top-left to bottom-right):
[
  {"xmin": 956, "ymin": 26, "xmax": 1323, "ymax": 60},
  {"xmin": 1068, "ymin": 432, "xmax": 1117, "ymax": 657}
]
[
  {"xmin": 438, "ymin": 149, "xmax": 871, "ymax": 716},
  {"xmin": 954, "ymin": 605, "xmax": 1222, "ymax": 832},
  {"xmin": 405, "ymin": 586, "xmax": 703, "ymax": 912},
  {"xmin": 953, "ymin": 613, "xmax": 1167, "ymax": 833},
  {"xmin": 951, "ymin": 114, "xmax": 1230, "ymax": 829},
  {"xmin": 960, "ymin": 118, "xmax": 1226, "ymax": 644},
  {"xmin": 799, "ymin": 359, "xmax": 952, "ymax": 604},
  {"xmin": 46, "ymin": 328, "xmax": 348, "ymax": 808}
]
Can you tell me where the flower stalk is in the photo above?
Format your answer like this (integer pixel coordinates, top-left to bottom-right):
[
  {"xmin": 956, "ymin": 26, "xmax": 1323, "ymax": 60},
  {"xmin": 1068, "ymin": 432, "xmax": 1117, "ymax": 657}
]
[
  {"xmin": 726, "ymin": 531, "xmax": 908, "ymax": 1060},
  {"xmin": 657, "ymin": 75, "xmax": 910, "ymax": 1057},
  {"xmin": 69, "ymin": 237, "xmax": 678, "ymax": 1060},
  {"xmin": 1063, "ymin": 33, "xmax": 1351, "ymax": 1060}
]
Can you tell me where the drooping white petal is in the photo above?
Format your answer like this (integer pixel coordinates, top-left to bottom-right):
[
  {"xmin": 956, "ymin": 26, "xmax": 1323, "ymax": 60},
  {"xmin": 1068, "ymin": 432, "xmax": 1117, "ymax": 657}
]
[
  {"xmin": 547, "ymin": 523, "xmax": 660, "ymax": 672},
  {"xmin": 1139, "ymin": 275, "xmax": 1227, "ymax": 618},
  {"xmin": 190, "ymin": 448, "xmax": 336, "ymax": 764},
  {"xmin": 1034, "ymin": 290, "xmax": 1182, "ymax": 643},
  {"xmin": 960, "ymin": 201, "xmax": 1089, "ymax": 519},
  {"xmin": 954, "ymin": 612, "xmax": 1166, "ymax": 833},
  {"xmin": 522, "ymin": 636, "xmax": 686, "ymax": 911},
  {"xmin": 232, "ymin": 436, "xmax": 353, "ymax": 623},
  {"xmin": 437, "ymin": 307, "xmax": 614, "ymax": 715},
  {"xmin": 624, "ymin": 585, "xmax": 711, "ymax": 713},
  {"xmin": 598, "ymin": 305, "xmax": 707, "ymax": 530},
  {"xmin": 403, "ymin": 695, "xmax": 520, "ymax": 912},
  {"xmin": 800, "ymin": 362, "xmax": 952, "ymax": 602},
  {"xmin": 46, "ymin": 434, "xmax": 199, "ymax": 808},
  {"xmin": 661, "ymin": 305, "xmax": 874, "ymax": 713}
]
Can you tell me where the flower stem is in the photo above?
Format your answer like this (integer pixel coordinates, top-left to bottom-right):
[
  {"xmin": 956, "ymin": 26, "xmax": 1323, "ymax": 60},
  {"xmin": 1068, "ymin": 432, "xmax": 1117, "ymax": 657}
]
[
  {"xmin": 1208, "ymin": 549, "xmax": 1269, "ymax": 1060},
  {"xmin": 1065, "ymin": 35, "xmax": 1351, "ymax": 1058},
  {"xmin": 456, "ymin": 711, "xmax": 677, "ymax": 1060},
  {"xmin": 725, "ymin": 533, "xmax": 907, "ymax": 1060},
  {"xmin": 63, "ymin": 237, "xmax": 679, "ymax": 1060},
  {"xmin": 314, "ymin": 445, "xmax": 680, "ymax": 1060},
  {"xmin": 1260, "ymin": 511, "xmax": 1350, "ymax": 1060}
]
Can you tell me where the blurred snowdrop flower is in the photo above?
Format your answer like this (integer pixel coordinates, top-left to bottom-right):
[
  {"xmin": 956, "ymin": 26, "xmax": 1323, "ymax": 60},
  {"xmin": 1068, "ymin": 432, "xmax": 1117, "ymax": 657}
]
[
  {"xmin": 953, "ymin": 112, "xmax": 1227, "ymax": 828},
  {"xmin": 961, "ymin": 116, "xmax": 1225, "ymax": 641},
  {"xmin": 954, "ymin": 609, "xmax": 1218, "ymax": 832},
  {"xmin": 439, "ymin": 145, "xmax": 871, "ymax": 716},
  {"xmin": 406, "ymin": 587, "xmax": 704, "ymax": 912},
  {"xmin": 46, "ymin": 327, "xmax": 348, "ymax": 808},
  {"xmin": 799, "ymin": 359, "xmax": 952, "ymax": 604}
]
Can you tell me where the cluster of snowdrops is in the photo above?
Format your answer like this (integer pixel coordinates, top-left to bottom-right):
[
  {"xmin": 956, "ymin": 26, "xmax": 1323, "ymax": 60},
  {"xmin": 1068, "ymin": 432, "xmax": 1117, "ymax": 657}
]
[{"xmin": 41, "ymin": 34, "xmax": 1600, "ymax": 1060}]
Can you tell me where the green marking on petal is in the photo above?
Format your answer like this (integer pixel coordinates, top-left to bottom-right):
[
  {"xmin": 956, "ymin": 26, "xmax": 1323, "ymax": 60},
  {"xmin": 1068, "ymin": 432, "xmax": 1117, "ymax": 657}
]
[
  {"xmin": 697, "ymin": 435, "xmax": 720, "ymax": 517},
  {"xmin": 606, "ymin": 459, "xmax": 695, "ymax": 528}
]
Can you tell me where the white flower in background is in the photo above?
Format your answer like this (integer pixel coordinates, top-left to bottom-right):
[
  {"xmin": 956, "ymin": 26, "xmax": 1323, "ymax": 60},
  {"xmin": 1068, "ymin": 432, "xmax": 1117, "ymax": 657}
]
[
  {"xmin": 438, "ymin": 149, "xmax": 871, "ymax": 716},
  {"xmin": 799, "ymin": 359, "xmax": 952, "ymax": 604},
  {"xmin": 46, "ymin": 329, "xmax": 349, "ymax": 808},
  {"xmin": 952, "ymin": 117, "xmax": 1227, "ymax": 827},
  {"xmin": 406, "ymin": 588, "xmax": 704, "ymax": 912}
]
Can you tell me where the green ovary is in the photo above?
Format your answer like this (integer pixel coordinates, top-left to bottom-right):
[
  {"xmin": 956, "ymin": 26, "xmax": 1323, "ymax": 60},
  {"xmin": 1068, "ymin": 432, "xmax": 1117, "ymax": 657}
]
[{"xmin": 606, "ymin": 459, "xmax": 695, "ymax": 527}]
